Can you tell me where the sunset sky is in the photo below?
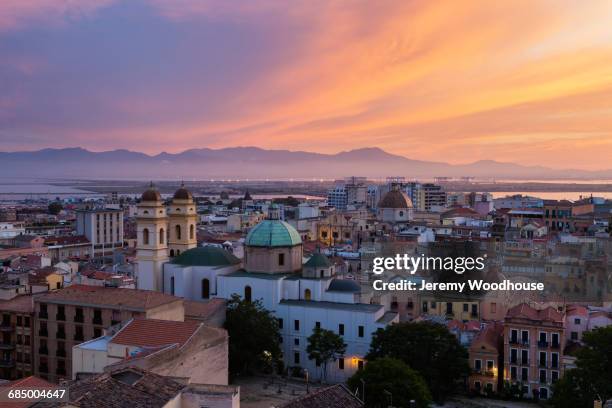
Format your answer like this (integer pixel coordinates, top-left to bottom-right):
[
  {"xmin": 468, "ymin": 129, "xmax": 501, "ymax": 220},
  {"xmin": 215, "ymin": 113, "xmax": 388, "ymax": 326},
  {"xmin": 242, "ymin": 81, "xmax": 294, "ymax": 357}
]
[{"xmin": 2, "ymin": 1, "xmax": 612, "ymax": 170}]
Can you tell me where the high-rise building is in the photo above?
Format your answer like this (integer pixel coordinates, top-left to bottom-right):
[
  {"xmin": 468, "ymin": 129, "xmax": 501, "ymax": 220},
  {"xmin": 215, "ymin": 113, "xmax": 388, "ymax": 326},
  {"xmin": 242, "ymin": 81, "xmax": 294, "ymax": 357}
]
[{"xmin": 327, "ymin": 177, "xmax": 367, "ymax": 210}]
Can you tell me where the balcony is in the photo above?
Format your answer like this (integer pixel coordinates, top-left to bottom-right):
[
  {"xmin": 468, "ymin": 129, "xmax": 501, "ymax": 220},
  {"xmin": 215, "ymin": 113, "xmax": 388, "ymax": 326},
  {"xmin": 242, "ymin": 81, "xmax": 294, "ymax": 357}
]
[
  {"xmin": 538, "ymin": 341, "xmax": 549, "ymax": 349},
  {"xmin": 521, "ymin": 340, "xmax": 530, "ymax": 347},
  {"xmin": 0, "ymin": 342, "xmax": 15, "ymax": 350},
  {"xmin": 519, "ymin": 358, "xmax": 529, "ymax": 365},
  {"xmin": 538, "ymin": 360, "xmax": 547, "ymax": 368},
  {"xmin": 38, "ymin": 328, "xmax": 48, "ymax": 337},
  {"xmin": 509, "ymin": 338, "xmax": 519, "ymax": 345},
  {"xmin": 0, "ymin": 323, "xmax": 14, "ymax": 332},
  {"xmin": 39, "ymin": 347, "xmax": 48, "ymax": 355},
  {"xmin": 92, "ymin": 317, "xmax": 103, "ymax": 325},
  {"xmin": 510, "ymin": 357, "xmax": 518, "ymax": 364},
  {"xmin": 551, "ymin": 342, "xmax": 560, "ymax": 349},
  {"xmin": 0, "ymin": 358, "xmax": 15, "ymax": 368},
  {"xmin": 551, "ymin": 361, "xmax": 559, "ymax": 369},
  {"xmin": 74, "ymin": 315, "xmax": 84, "ymax": 323},
  {"xmin": 483, "ymin": 370, "xmax": 495, "ymax": 377}
]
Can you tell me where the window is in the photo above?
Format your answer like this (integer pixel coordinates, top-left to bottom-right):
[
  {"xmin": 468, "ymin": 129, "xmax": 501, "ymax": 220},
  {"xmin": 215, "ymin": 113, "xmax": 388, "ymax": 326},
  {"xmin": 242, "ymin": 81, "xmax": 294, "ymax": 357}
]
[
  {"xmin": 551, "ymin": 371, "xmax": 559, "ymax": 383},
  {"xmin": 552, "ymin": 333, "xmax": 559, "ymax": 347},
  {"xmin": 463, "ymin": 303, "xmax": 469, "ymax": 312},
  {"xmin": 294, "ymin": 352, "xmax": 300, "ymax": 365},
  {"xmin": 486, "ymin": 360, "xmax": 494, "ymax": 370},
  {"xmin": 521, "ymin": 349, "xmax": 528, "ymax": 364},
  {"xmin": 294, "ymin": 320, "xmax": 300, "ymax": 331},
  {"xmin": 189, "ymin": 224, "xmax": 195, "ymax": 240},
  {"xmin": 490, "ymin": 303, "xmax": 497, "ymax": 314},
  {"xmin": 574, "ymin": 318, "xmax": 581, "ymax": 325},
  {"xmin": 94, "ymin": 328, "xmax": 102, "ymax": 338},
  {"xmin": 357, "ymin": 360, "xmax": 364, "ymax": 370},
  {"xmin": 304, "ymin": 289, "xmax": 311, "ymax": 301},
  {"xmin": 471, "ymin": 304, "xmax": 478, "ymax": 316},
  {"xmin": 510, "ymin": 348, "xmax": 518, "ymax": 364},
  {"xmin": 358, "ymin": 325, "xmax": 364, "ymax": 338},
  {"xmin": 510, "ymin": 366, "xmax": 517, "ymax": 380},
  {"xmin": 474, "ymin": 359, "xmax": 482, "ymax": 371},
  {"xmin": 175, "ymin": 225, "xmax": 182, "ymax": 240},
  {"xmin": 521, "ymin": 367, "xmax": 529, "ymax": 381},
  {"xmin": 278, "ymin": 318, "xmax": 283, "ymax": 329},
  {"xmin": 521, "ymin": 330, "xmax": 529, "ymax": 344},
  {"xmin": 571, "ymin": 331, "xmax": 578, "ymax": 341},
  {"xmin": 315, "ymin": 321, "xmax": 321, "ymax": 329},
  {"xmin": 338, "ymin": 358, "xmax": 344, "ymax": 370},
  {"xmin": 170, "ymin": 277, "xmax": 175, "ymax": 295},
  {"xmin": 338, "ymin": 324, "xmax": 344, "ymax": 335},
  {"xmin": 510, "ymin": 329, "xmax": 518, "ymax": 343},
  {"xmin": 244, "ymin": 286, "xmax": 252, "ymax": 302},
  {"xmin": 294, "ymin": 338, "xmax": 299, "ymax": 346},
  {"xmin": 142, "ymin": 228, "xmax": 149, "ymax": 245},
  {"xmin": 159, "ymin": 228, "xmax": 164, "ymax": 244},
  {"xmin": 539, "ymin": 369, "xmax": 547, "ymax": 384},
  {"xmin": 201, "ymin": 279, "xmax": 210, "ymax": 299},
  {"xmin": 278, "ymin": 253, "xmax": 285, "ymax": 266}
]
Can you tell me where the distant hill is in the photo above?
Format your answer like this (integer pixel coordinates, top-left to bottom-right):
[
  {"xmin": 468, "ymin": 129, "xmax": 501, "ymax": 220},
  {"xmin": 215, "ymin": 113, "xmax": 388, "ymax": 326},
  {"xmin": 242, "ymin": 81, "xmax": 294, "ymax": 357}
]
[{"xmin": 0, "ymin": 146, "xmax": 608, "ymax": 180}]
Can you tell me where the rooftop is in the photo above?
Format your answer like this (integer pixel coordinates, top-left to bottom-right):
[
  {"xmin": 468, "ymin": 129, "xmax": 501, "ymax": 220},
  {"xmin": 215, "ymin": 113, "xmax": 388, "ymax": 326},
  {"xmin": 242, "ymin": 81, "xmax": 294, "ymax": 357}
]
[
  {"xmin": 171, "ymin": 246, "xmax": 240, "ymax": 267},
  {"xmin": 378, "ymin": 189, "xmax": 412, "ymax": 209},
  {"xmin": 506, "ymin": 303, "xmax": 564, "ymax": 323},
  {"xmin": 111, "ymin": 318, "xmax": 201, "ymax": 348},
  {"xmin": 280, "ymin": 384, "xmax": 363, "ymax": 408},
  {"xmin": 0, "ymin": 294, "xmax": 34, "ymax": 314},
  {"xmin": 34, "ymin": 285, "xmax": 182, "ymax": 311},
  {"xmin": 279, "ymin": 299, "xmax": 382, "ymax": 313},
  {"xmin": 245, "ymin": 219, "xmax": 302, "ymax": 247}
]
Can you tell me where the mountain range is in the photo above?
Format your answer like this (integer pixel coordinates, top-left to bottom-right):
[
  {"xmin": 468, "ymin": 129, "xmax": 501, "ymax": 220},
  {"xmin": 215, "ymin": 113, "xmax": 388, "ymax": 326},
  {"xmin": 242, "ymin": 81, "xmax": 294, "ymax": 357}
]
[{"xmin": 0, "ymin": 147, "xmax": 608, "ymax": 180}]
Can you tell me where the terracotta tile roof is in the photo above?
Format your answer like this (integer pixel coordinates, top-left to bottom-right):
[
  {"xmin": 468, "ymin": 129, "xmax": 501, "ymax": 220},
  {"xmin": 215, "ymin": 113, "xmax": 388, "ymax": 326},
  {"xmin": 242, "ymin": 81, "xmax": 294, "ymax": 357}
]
[
  {"xmin": 0, "ymin": 376, "xmax": 55, "ymax": 408},
  {"xmin": 34, "ymin": 285, "xmax": 182, "ymax": 311},
  {"xmin": 566, "ymin": 304, "xmax": 588, "ymax": 317},
  {"xmin": 111, "ymin": 318, "xmax": 201, "ymax": 348},
  {"xmin": 280, "ymin": 384, "xmax": 363, "ymax": 408},
  {"xmin": 471, "ymin": 322, "xmax": 503, "ymax": 350},
  {"xmin": 44, "ymin": 235, "xmax": 90, "ymax": 246},
  {"xmin": 184, "ymin": 299, "xmax": 226, "ymax": 322},
  {"xmin": 48, "ymin": 367, "xmax": 185, "ymax": 408},
  {"xmin": 81, "ymin": 269, "xmax": 114, "ymax": 281},
  {"xmin": 0, "ymin": 295, "xmax": 34, "ymax": 314},
  {"xmin": 506, "ymin": 303, "xmax": 563, "ymax": 323},
  {"xmin": 28, "ymin": 267, "xmax": 60, "ymax": 285}
]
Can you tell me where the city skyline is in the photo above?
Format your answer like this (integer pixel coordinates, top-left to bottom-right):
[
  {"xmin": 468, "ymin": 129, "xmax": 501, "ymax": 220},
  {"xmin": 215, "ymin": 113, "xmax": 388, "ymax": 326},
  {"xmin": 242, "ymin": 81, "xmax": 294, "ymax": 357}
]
[{"xmin": 2, "ymin": 1, "xmax": 612, "ymax": 170}]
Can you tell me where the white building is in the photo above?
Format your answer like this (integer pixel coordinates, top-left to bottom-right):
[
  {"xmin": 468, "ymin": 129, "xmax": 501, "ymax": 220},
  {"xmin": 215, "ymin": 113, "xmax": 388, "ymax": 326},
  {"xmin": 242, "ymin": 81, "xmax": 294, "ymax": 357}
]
[
  {"xmin": 0, "ymin": 222, "xmax": 25, "ymax": 239},
  {"xmin": 139, "ymin": 196, "xmax": 399, "ymax": 382},
  {"xmin": 75, "ymin": 208, "xmax": 124, "ymax": 257}
]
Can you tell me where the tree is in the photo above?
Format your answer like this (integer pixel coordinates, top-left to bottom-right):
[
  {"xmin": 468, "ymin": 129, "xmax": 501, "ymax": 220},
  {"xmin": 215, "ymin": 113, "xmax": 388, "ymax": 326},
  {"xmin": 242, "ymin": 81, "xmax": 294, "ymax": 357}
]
[
  {"xmin": 48, "ymin": 201, "xmax": 63, "ymax": 215},
  {"xmin": 348, "ymin": 357, "xmax": 432, "ymax": 408},
  {"xmin": 306, "ymin": 327, "xmax": 346, "ymax": 381},
  {"xmin": 273, "ymin": 196, "xmax": 300, "ymax": 207},
  {"xmin": 366, "ymin": 321, "xmax": 469, "ymax": 403},
  {"xmin": 551, "ymin": 326, "xmax": 612, "ymax": 408},
  {"xmin": 224, "ymin": 294, "xmax": 281, "ymax": 376}
]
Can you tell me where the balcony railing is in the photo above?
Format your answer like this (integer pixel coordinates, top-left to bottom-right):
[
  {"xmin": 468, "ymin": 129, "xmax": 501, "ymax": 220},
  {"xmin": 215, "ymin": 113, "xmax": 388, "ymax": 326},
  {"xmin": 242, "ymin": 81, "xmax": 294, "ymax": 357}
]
[
  {"xmin": 551, "ymin": 342, "xmax": 560, "ymax": 349},
  {"xmin": 538, "ymin": 341, "xmax": 549, "ymax": 348}
]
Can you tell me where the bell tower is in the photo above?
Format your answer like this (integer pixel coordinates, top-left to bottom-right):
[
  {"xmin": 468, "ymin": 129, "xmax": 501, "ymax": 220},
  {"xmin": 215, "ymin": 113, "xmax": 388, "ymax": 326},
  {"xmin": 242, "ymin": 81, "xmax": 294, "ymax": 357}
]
[
  {"xmin": 168, "ymin": 183, "xmax": 197, "ymax": 257},
  {"xmin": 136, "ymin": 183, "xmax": 169, "ymax": 291}
]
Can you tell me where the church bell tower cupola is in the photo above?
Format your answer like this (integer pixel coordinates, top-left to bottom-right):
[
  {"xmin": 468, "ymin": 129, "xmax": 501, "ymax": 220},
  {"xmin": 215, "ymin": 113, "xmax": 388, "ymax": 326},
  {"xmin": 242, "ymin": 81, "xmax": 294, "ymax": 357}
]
[
  {"xmin": 167, "ymin": 182, "xmax": 197, "ymax": 258},
  {"xmin": 136, "ymin": 182, "xmax": 169, "ymax": 291}
]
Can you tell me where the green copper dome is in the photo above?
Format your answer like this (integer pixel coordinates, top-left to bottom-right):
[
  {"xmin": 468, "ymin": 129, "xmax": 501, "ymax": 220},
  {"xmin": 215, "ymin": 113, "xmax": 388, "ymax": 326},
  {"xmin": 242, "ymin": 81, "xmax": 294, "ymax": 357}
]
[
  {"xmin": 171, "ymin": 246, "xmax": 240, "ymax": 266},
  {"xmin": 246, "ymin": 220, "xmax": 302, "ymax": 247}
]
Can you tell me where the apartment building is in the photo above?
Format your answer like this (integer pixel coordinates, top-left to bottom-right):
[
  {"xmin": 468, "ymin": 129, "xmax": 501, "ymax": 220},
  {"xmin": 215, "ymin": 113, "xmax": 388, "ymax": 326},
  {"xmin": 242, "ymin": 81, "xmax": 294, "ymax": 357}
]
[
  {"xmin": 469, "ymin": 322, "xmax": 503, "ymax": 395},
  {"xmin": 33, "ymin": 285, "xmax": 183, "ymax": 382},
  {"xmin": 503, "ymin": 303, "xmax": 564, "ymax": 400},
  {"xmin": 0, "ymin": 295, "xmax": 34, "ymax": 380},
  {"xmin": 75, "ymin": 208, "xmax": 124, "ymax": 257}
]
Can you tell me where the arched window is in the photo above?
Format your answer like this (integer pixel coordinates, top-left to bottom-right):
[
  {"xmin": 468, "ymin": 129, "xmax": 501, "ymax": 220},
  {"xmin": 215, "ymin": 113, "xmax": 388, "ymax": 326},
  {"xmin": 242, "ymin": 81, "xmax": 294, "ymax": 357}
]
[
  {"xmin": 304, "ymin": 289, "xmax": 312, "ymax": 301},
  {"xmin": 159, "ymin": 228, "xmax": 165, "ymax": 244},
  {"xmin": 175, "ymin": 225, "xmax": 182, "ymax": 240},
  {"xmin": 190, "ymin": 224, "xmax": 195, "ymax": 240},
  {"xmin": 399, "ymin": 210, "xmax": 404, "ymax": 217},
  {"xmin": 244, "ymin": 286, "xmax": 252, "ymax": 302},
  {"xmin": 201, "ymin": 279, "xmax": 210, "ymax": 299},
  {"xmin": 170, "ymin": 249, "xmax": 175, "ymax": 257},
  {"xmin": 170, "ymin": 276, "xmax": 175, "ymax": 295},
  {"xmin": 142, "ymin": 228, "xmax": 150, "ymax": 245}
]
